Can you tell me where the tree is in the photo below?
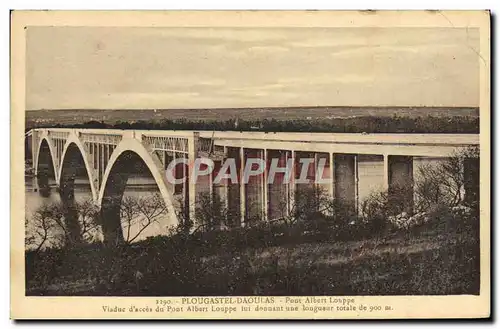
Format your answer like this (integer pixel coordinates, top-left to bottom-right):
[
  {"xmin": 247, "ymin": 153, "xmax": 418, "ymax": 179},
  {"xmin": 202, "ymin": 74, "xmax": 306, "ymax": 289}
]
[
  {"xmin": 414, "ymin": 146, "xmax": 480, "ymax": 211},
  {"xmin": 26, "ymin": 203, "xmax": 65, "ymax": 252},
  {"xmin": 269, "ymin": 185, "xmax": 354, "ymax": 227},
  {"xmin": 75, "ymin": 199, "xmax": 101, "ymax": 243},
  {"xmin": 26, "ymin": 199, "xmax": 101, "ymax": 251},
  {"xmin": 119, "ymin": 193, "xmax": 168, "ymax": 243},
  {"xmin": 193, "ymin": 192, "xmax": 229, "ymax": 232}
]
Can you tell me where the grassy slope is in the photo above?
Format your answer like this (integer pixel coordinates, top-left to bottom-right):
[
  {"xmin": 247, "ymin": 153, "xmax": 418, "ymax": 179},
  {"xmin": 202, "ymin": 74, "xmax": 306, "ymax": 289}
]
[{"xmin": 26, "ymin": 223, "xmax": 479, "ymax": 296}]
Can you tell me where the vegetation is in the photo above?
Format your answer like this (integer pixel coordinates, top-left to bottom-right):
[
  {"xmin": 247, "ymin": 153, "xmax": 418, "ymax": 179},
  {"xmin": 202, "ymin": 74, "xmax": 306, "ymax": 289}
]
[
  {"xmin": 27, "ymin": 114, "xmax": 479, "ymax": 134},
  {"xmin": 25, "ymin": 210, "xmax": 480, "ymax": 296},
  {"xmin": 119, "ymin": 194, "xmax": 168, "ymax": 244}
]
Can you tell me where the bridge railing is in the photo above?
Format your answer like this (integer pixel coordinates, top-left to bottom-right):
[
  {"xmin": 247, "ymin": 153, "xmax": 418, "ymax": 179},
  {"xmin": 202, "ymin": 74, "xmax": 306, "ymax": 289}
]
[{"xmin": 198, "ymin": 137, "xmax": 225, "ymax": 160}]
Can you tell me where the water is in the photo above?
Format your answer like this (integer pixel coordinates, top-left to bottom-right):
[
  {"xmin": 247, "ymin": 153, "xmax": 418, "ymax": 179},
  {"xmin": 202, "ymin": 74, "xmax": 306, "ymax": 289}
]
[{"xmin": 25, "ymin": 176, "xmax": 175, "ymax": 249}]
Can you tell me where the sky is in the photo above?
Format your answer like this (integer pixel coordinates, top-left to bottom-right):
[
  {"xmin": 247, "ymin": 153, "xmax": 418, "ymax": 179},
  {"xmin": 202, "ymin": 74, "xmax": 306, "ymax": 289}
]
[{"xmin": 25, "ymin": 27, "xmax": 480, "ymax": 110}]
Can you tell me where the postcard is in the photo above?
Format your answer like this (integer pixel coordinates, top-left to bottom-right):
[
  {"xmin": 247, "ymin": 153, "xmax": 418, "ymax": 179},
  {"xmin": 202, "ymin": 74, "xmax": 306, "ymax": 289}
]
[{"xmin": 11, "ymin": 10, "xmax": 490, "ymax": 319}]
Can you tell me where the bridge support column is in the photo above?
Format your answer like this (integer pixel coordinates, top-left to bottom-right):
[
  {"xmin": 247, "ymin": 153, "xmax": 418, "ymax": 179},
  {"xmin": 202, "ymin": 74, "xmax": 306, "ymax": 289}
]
[
  {"xmin": 173, "ymin": 152, "xmax": 185, "ymax": 195},
  {"xmin": 312, "ymin": 152, "xmax": 333, "ymax": 214},
  {"xmin": 31, "ymin": 174, "xmax": 39, "ymax": 192},
  {"xmin": 314, "ymin": 153, "xmax": 320, "ymax": 190},
  {"xmin": 187, "ymin": 133, "xmax": 199, "ymax": 222},
  {"xmin": 262, "ymin": 149, "xmax": 269, "ymax": 220},
  {"xmin": 267, "ymin": 150, "xmax": 289, "ymax": 220},
  {"xmin": 329, "ymin": 152, "xmax": 335, "ymax": 199},
  {"xmin": 383, "ymin": 154, "xmax": 390, "ymax": 191},
  {"xmin": 239, "ymin": 147, "xmax": 246, "ymax": 226},
  {"xmin": 355, "ymin": 154, "xmax": 359, "ymax": 213},
  {"xmin": 334, "ymin": 154, "xmax": 357, "ymax": 211},
  {"xmin": 29, "ymin": 134, "xmax": 35, "ymax": 167},
  {"xmin": 385, "ymin": 155, "xmax": 414, "ymax": 213},
  {"xmin": 288, "ymin": 150, "xmax": 296, "ymax": 216},
  {"xmin": 223, "ymin": 146, "xmax": 229, "ymax": 210},
  {"xmin": 226, "ymin": 147, "xmax": 241, "ymax": 227},
  {"xmin": 36, "ymin": 170, "xmax": 50, "ymax": 197},
  {"xmin": 59, "ymin": 177, "xmax": 83, "ymax": 246},
  {"xmin": 464, "ymin": 156, "xmax": 480, "ymax": 206},
  {"xmin": 244, "ymin": 148, "xmax": 266, "ymax": 223},
  {"xmin": 294, "ymin": 151, "xmax": 319, "ymax": 215},
  {"xmin": 211, "ymin": 157, "xmax": 222, "ymax": 203},
  {"xmin": 209, "ymin": 157, "xmax": 214, "ymax": 201}
]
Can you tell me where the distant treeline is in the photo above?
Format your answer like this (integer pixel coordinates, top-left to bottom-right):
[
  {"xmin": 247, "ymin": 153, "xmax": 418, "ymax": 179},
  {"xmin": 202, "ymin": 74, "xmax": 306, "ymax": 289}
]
[{"xmin": 26, "ymin": 115, "xmax": 479, "ymax": 133}]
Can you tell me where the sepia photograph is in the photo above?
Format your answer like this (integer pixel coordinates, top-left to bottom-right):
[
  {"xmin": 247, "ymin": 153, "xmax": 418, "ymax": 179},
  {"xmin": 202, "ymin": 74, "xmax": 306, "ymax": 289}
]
[{"xmin": 11, "ymin": 10, "xmax": 490, "ymax": 319}]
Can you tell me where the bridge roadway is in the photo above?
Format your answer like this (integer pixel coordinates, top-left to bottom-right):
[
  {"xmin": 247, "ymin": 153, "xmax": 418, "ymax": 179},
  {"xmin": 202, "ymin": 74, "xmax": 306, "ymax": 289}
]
[{"xmin": 26, "ymin": 128, "xmax": 479, "ymax": 244}]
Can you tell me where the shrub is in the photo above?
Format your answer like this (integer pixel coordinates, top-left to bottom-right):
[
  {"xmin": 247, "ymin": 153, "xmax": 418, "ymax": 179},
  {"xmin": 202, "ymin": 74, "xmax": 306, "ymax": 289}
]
[
  {"xmin": 194, "ymin": 192, "xmax": 229, "ymax": 232},
  {"xmin": 414, "ymin": 146, "xmax": 480, "ymax": 212},
  {"xmin": 387, "ymin": 211, "xmax": 431, "ymax": 230}
]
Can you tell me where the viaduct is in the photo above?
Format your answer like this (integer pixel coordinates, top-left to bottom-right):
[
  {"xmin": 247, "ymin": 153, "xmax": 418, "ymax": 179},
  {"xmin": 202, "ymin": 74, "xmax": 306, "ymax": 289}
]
[{"xmin": 25, "ymin": 128, "xmax": 480, "ymax": 243}]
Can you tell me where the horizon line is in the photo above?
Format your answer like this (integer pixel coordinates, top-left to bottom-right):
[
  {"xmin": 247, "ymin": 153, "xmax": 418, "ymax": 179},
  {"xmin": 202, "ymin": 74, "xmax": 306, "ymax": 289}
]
[{"xmin": 26, "ymin": 105, "xmax": 480, "ymax": 112}]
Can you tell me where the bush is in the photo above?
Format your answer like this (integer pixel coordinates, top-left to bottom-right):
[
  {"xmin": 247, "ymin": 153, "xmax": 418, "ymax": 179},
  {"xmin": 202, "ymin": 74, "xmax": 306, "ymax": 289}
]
[
  {"xmin": 414, "ymin": 146, "xmax": 480, "ymax": 212},
  {"xmin": 387, "ymin": 211, "xmax": 431, "ymax": 230}
]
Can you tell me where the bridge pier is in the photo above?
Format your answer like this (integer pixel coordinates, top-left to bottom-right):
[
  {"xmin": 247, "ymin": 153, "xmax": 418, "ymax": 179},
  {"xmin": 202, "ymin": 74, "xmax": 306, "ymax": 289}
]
[
  {"xmin": 329, "ymin": 153, "xmax": 335, "ymax": 198},
  {"xmin": 293, "ymin": 151, "xmax": 323, "ymax": 217},
  {"xmin": 99, "ymin": 169, "xmax": 128, "ymax": 245},
  {"xmin": 225, "ymin": 147, "xmax": 242, "ymax": 227},
  {"xmin": 35, "ymin": 169, "xmax": 51, "ymax": 197},
  {"xmin": 211, "ymin": 157, "xmax": 222, "ymax": 203},
  {"xmin": 314, "ymin": 152, "xmax": 332, "ymax": 195},
  {"xmin": 464, "ymin": 156, "xmax": 480, "ymax": 206},
  {"xmin": 221, "ymin": 146, "xmax": 229, "ymax": 210},
  {"xmin": 385, "ymin": 155, "xmax": 414, "ymax": 213},
  {"xmin": 244, "ymin": 149, "xmax": 264, "ymax": 223},
  {"xmin": 267, "ymin": 150, "xmax": 290, "ymax": 220},
  {"xmin": 239, "ymin": 147, "xmax": 246, "ymax": 226},
  {"xmin": 187, "ymin": 133, "xmax": 199, "ymax": 223},
  {"xmin": 334, "ymin": 154, "xmax": 357, "ymax": 211},
  {"xmin": 262, "ymin": 148, "xmax": 269, "ymax": 220},
  {"xmin": 289, "ymin": 150, "xmax": 296, "ymax": 216},
  {"xmin": 59, "ymin": 176, "xmax": 83, "ymax": 246}
]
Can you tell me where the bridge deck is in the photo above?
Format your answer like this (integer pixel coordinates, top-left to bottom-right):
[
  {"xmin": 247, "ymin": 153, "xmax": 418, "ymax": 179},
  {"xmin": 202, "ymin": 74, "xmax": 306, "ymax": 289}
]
[
  {"xmin": 30, "ymin": 128, "xmax": 479, "ymax": 145},
  {"xmin": 30, "ymin": 128, "xmax": 479, "ymax": 158}
]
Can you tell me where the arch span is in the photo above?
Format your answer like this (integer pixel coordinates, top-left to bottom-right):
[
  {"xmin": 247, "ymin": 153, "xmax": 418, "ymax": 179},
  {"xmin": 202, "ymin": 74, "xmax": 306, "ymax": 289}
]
[
  {"xmin": 58, "ymin": 135, "xmax": 98, "ymax": 201},
  {"xmin": 98, "ymin": 139, "xmax": 178, "ymax": 243},
  {"xmin": 35, "ymin": 137, "xmax": 58, "ymax": 182}
]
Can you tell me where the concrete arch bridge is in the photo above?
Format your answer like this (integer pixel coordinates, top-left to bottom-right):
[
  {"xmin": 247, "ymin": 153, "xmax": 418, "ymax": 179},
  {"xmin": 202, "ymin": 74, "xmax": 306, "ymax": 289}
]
[{"xmin": 25, "ymin": 128, "xmax": 480, "ymax": 244}]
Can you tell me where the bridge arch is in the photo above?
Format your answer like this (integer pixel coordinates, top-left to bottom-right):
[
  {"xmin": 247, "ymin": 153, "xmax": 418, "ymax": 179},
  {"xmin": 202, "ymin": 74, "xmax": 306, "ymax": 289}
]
[
  {"xmin": 58, "ymin": 134, "xmax": 98, "ymax": 201},
  {"xmin": 98, "ymin": 139, "xmax": 178, "ymax": 244},
  {"xmin": 34, "ymin": 136, "xmax": 58, "ymax": 182}
]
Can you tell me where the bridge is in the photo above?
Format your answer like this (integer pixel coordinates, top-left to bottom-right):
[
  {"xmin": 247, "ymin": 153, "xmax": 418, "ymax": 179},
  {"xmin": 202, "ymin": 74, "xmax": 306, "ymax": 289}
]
[{"xmin": 25, "ymin": 128, "xmax": 480, "ymax": 244}]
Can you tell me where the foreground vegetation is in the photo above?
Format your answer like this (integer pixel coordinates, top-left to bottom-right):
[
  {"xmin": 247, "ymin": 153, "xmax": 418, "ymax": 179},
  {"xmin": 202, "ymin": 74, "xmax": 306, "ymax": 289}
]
[{"xmin": 25, "ymin": 206, "xmax": 479, "ymax": 296}]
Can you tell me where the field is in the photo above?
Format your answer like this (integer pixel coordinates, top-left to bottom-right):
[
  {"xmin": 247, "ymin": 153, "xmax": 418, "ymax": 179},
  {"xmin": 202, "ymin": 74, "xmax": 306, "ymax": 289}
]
[{"xmin": 26, "ymin": 106, "xmax": 479, "ymax": 127}]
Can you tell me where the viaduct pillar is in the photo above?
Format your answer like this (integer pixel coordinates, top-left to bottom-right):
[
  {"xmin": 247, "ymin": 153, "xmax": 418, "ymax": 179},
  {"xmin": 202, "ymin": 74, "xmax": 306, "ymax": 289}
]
[
  {"xmin": 243, "ymin": 148, "xmax": 264, "ymax": 223},
  {"xmin": 464, "ymin": 156, "xmax": 480, "ymax": 206},
  {"xmin": 384, "ymin": 155, "xmax": 414, "ymax": 212},
  {"xmin": 334, "ymin": 154, "xmax": 357, "ymax": 211},
  {"xmin": 225, "ymin": 147, "xmax": 241, "ymax": 227},
  {"xmin": 187, "ymin": 132, "xmax": 199, "ymax": 222},
  {"xmin": 239, "ymin": 147, "xmax": 246, "ymax": 226},
  {"xmin": 267, "ymin": 150, "xmax": 289, "ymax": 220},
  {"xmin": 59, "ymin": 176, "xmax": 83, "ymax": 246}
]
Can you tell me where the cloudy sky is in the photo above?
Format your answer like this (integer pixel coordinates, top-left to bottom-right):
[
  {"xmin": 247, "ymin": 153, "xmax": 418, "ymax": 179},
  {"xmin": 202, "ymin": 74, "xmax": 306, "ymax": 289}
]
[{"xmin": 25, "ymin": 27, "xmax": 479, "ymax": 110}]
